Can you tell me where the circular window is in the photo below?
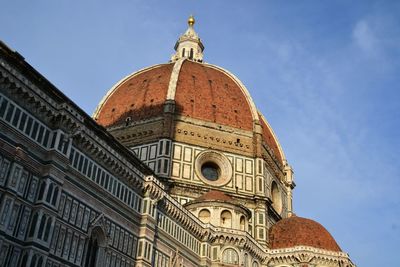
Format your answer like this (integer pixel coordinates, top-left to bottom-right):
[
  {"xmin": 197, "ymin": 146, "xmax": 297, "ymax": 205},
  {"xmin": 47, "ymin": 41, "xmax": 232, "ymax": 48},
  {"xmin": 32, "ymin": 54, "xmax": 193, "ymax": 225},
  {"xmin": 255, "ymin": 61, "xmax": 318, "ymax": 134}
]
[
  {"xmin": 201, "ymin": 162, "xmax": 221, "ymax": 181},
  {"xmin": 195, "ymin": 150, "xmax": 232, "ymax": 186}
]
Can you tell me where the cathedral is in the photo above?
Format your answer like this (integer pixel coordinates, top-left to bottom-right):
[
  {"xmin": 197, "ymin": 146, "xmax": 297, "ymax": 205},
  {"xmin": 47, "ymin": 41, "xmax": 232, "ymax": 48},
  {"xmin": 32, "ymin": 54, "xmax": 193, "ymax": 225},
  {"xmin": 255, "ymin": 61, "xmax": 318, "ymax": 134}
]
[{"xmin": 0, "ymin": 16, "xmax": 355, "ymax": 267}]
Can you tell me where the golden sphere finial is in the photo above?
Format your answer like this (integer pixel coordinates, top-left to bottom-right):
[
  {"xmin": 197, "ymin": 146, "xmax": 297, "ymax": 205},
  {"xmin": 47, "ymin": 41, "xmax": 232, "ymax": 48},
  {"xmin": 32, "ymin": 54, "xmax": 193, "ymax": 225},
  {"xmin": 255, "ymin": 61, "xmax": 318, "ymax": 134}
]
[{"xmin": 188, "ymin": 15, "xmax": 195, "ymax": 26}]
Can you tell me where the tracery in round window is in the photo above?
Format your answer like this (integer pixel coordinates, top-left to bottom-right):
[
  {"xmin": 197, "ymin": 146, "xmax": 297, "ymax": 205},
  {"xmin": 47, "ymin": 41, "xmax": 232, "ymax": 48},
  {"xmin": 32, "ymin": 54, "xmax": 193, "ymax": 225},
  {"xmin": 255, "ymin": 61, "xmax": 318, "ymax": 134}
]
[{"xmin": 201, "ymin": 161, "xmax": 221, "ymax": 181}]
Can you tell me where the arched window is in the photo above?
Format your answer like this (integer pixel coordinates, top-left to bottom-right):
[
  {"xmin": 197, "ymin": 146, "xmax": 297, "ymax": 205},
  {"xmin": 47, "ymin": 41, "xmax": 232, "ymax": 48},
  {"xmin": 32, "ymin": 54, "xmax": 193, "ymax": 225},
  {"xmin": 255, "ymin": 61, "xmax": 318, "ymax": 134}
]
[
  {"xmin": 29, "ymin": 213, "xmax": 38, "ymax": 237},
  {"xmin": 85, "ymin": 236, "xmax": 99, "ymax": 267},
  {"xmin": 37, "ymin": 256, "xmax": 43, "ymax": 267},
  {"xmin": 20, "ymin": 253, "xmax": 28, "ymax": 266},
  {"xmin": 271, "ymin": 181, "xmax": 282, "ymax": 214},
  {"xmin": 220, "ymin": 210, "xmax": 232, "ymax": 228},
  {"xmin": 51, "ymin": 187, "xmax": 59, "ymax": 206},
  {"xmin": 46, "ymin": 183, "xmax": 53, "ymax": 202},
  {"xmin": 240, "ymin": 216, "xmax": 246, "ymax": 231},
  {"xmin": 182, "ymin": 48, "xmax": 186, "ymax": 57},
  {"xmin": 44, "ymin": 217, "xmax": 52, "ymax": 241},
  {"xmin": 222, "ymin": 248, "xmax": 239, "ymax": 265},
  {"xmin": 85, "ymin": 226, "xmax": 107, "ymax": 267},
  {"xmin": 252, "ymin": 261, "xmax": 259, "ymax": 267},
  {"xmin": 198, "ymin": 209, "xmax": 211, "ymax": 224},
  {"xmin": 189, "ymin": 48, "xmax": 194, "ymax": 59},
  {"xmin": 243, "ymin": 253, "xmax": 249, "ymax": 267},
  {"xmin": 30, "ymin": 254, "xmax": 37, "ymax": 267},
  {"xmin": 37, "ymin": 214, "xmax": 47, "ymax": 239}
]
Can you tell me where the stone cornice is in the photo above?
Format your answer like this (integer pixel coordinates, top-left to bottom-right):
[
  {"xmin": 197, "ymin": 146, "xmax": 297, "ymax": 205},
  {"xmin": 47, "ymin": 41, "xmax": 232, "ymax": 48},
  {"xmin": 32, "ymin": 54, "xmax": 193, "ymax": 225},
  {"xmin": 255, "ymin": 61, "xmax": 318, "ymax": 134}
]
[{"xmin": 266, "ymin": 246, "xmax": 355, "ymax": 267}]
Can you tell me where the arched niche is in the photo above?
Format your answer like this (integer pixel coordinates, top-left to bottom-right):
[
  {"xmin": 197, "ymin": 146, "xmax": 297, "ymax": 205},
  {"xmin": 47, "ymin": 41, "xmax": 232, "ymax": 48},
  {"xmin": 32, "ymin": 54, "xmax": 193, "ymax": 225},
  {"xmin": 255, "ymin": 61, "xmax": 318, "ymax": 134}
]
[
  {"xmin": 198, "ymin": 208, "xmax": 211, "ymax": 223},
  {"xmin": 220, "ymin": 210, "xmax": 232, "ymax": 228},
  {"xmin": 271, "ymin": 181, "xmax": 282, "ymax": 214}
]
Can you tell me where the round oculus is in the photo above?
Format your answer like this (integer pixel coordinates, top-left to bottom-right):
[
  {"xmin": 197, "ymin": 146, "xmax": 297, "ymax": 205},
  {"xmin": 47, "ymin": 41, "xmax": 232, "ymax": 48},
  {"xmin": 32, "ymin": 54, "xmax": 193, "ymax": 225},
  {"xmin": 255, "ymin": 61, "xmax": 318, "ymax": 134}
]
[
  {"xmin": 195, "ymin": 150, "xmax": 233, "ymax": 187},
  {"xmin": 201, "ymin": 161, "xmax": 221, "ymax": 181}
]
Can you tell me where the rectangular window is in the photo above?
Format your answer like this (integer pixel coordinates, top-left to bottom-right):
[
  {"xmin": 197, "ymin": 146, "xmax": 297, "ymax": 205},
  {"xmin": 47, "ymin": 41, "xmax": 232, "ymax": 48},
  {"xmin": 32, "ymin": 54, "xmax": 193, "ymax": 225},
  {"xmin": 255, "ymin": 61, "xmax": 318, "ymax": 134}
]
[
  {"xmin": 11, "ymin": 108, "xmax": 21, "ymax": 127},
  {"xmin": 25, "ymin": 117, "xmax": 33, "ymax": 135},
  {"xmin": 100, "ymin": 171, "xmax": 105, "ymax": 187},
  {"xmin": 259, "ymin": 228, "xmax": 264, "ymax": 239},
  {"xmin": 42, "ymin": 129, "xmax": 50, "ymax": 147},
  {"xmin": 63, "ymin": 140, "xmax": 69, "ymax": 154},
  {"xmin": 57, "ymin": 134, "xmax": 64, "ymax": 151},
  {"xmin": 92, "ymin": 165, "xmax": 98, "ymax": 180},
  {"xmin": 108, "ymin": 177, "xmax": 113, "ymax": 192},
  {"xmin": 78, "ymin": 155, "xmax": 84, "ymax": 172},
  {"xmin": 0, "ymin": 98, "xmax": 8, "ymax": 118},
  {"xmin": 18, "ymin": 112, "xmax": 27, "ymax": 131},
  {"xmin": 37, "ymin": 125, "xmax": 44, "ymax": 144},
  {"xmin": 69, "ymin": 148, "xmax": 75, "ymax": 163},
  {"xmin": 117, "ymin": 183, "xmax": 122, "ymax": 198},
  {"xmin": 123, "ymin": 188, "xmax": 128, "ymax": 203},
  {"xmin": 83, "ymin": 158, "xmax": 88, "ymax": 175},
  {"xmin": 73, "ymin": 153, "xmax": 79, "ymax": 168},
  {"xmin": 105, "ymin": 174, "xmax": 109, "ymax": 189},
  {"xmin": 165, "ymin": 140, "xmax": 170, "ymax": 155},
  {"xmin": 137, "ymin": 198, "xmax": 142, "ymax": 213},
  {"xmin": 30, "ymin": 121, "xmax": 39, "ymax": 140},
  {"xmin": 96, "ymin": 170, "xmax": 102, "ymax": 184},
  {"xmin": 5, "ymin": 103, "xmax": 15, "ymax": 122},
  {"xmin": 128, "ymin": 191, "xmax": 132, "ymax": 206},
  {"xmin": 50, "ymin": 131, "xmax": 56, "ymax": 148},
  {"xmin": 163, "ymin": 159, "xmax": 168, "ymax": 173},
  {"xmin": 87, "ymin": 162, "xmax": 93, "ymax": 178},
  {"xmin": 112, "ymin": 180, "xmax": 116, "ymax": 195},
  {"xmin": 157, "ymin": 159, "xmax": 161, "ymax": 173}
]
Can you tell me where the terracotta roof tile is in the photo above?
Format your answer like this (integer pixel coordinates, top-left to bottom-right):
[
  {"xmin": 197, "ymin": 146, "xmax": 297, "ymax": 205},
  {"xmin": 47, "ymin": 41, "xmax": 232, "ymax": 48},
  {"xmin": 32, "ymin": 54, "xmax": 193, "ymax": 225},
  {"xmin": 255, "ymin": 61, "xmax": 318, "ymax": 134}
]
[
  {"xmin": 96, "ymin": 63, "xmax": 173, "ymax": 127},
  {"xmin": 196, "ymin": 190, "xmax": 233, "ymax": 202},
  {"xmin": 269, "ymin": 215, "xmax": 342, "ymax": 252},
  {"xmin": 175, "ymin": 61, "xmax": 253, "ymax": 130},
  {"xmin": 96, "ymin": 60, "xmax": 254, "ymax": 130}
]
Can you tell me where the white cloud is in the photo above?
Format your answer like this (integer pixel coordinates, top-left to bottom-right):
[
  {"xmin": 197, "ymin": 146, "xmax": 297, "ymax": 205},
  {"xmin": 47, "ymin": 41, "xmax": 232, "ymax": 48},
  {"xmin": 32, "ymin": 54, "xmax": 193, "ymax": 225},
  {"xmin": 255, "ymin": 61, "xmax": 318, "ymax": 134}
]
[{"xmin": 353, "ymin": 19, "xmax": 378, "ymax": 55}]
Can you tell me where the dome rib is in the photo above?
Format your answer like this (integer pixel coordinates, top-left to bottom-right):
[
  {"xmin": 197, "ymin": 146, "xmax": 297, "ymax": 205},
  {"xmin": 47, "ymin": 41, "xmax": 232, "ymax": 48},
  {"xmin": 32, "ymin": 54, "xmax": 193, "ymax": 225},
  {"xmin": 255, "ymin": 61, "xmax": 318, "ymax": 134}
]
[
  {"xmin": 173, "ymin": 60, "xmax": 255, "ymax": 130},
  {"xmin": 203, "ymin": 62, "xmax": 259, "ymax": 123},
  {"xmin": 166, "ymin": 58, "xmax": 185, "ymax": 100},
  {"xmin": 259, "ymin": 112, "xmax": 286, "ymax": 164}
]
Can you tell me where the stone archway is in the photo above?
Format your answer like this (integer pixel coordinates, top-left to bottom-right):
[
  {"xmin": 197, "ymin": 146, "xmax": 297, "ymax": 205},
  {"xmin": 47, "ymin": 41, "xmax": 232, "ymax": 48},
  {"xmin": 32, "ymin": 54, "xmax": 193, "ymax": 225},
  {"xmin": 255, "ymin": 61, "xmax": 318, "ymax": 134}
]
[{"xmin": 85, "ymin": 214, "xmax": 108, "ymax": 267}]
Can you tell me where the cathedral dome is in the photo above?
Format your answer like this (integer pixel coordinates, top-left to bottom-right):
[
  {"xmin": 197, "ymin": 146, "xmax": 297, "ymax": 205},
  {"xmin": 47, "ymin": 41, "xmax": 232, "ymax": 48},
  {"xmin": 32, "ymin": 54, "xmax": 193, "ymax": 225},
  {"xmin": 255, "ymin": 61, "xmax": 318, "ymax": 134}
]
[
  {"xmin": 94, "ymin": 60, "xmax": 255, "ymax": 131},
  {"xmin": 92, "ymin": 17, "xmax": 286, "ymax": 166},
  {"xmin": 268, "ymin": 215, "xmax": 342, "ymax": 252}
]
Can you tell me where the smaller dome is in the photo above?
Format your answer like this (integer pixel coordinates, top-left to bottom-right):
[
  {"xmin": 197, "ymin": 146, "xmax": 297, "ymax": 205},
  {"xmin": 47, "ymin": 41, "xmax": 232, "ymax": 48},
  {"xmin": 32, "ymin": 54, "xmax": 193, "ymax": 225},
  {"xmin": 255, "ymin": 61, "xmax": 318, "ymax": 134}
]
[
  {"xmin": 269, "ymin": 215, "xmax": 342, "ymax": 252},
  {"xmin": 195, "ymin": 190, "xmax": 233, "ymax": 202}
]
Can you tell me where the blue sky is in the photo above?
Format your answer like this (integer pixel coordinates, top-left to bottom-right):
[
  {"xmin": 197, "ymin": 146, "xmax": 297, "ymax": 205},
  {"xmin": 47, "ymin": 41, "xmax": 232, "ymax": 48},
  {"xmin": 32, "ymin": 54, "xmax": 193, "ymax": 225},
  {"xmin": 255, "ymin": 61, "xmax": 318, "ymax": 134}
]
[{"xmin": 1, "ymin": 1, "xmax": 399, "ymax": 266}]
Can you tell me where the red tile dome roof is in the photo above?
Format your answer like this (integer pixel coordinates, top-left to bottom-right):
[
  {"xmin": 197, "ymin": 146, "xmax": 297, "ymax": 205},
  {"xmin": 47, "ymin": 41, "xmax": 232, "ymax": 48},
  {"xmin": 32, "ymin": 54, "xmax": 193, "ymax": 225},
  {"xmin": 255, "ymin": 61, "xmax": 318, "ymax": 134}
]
[
  {"xmin": 174, "ymin": 61, "xmax": 254, "ymax": 130},
  {"xmin": 93, "ymin": 59, "xmax": 286, "ymax": 165},
  {"xmin": 94, "ymin": 63, "xmax": 173, "ymax": 127},
  {"xmin": 269, "ymin": 215, "xmax": 342, "ymax": 252},
  {"xmin": 195, "ymin": 190, "xmax": 233, "ymax": 202},
  {"xmin": 94, "ymin": 60, "xmax": 255, "ymax": 130}
]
